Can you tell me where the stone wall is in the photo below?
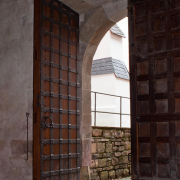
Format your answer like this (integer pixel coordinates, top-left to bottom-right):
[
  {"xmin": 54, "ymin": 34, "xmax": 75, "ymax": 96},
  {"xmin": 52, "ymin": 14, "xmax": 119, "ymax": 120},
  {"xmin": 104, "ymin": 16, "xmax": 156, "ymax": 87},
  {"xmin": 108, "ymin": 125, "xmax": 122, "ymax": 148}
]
[
  {"xmin": 0, "ymin": 0, "xmax": 34, "ymax": 179},
  {"xmin": 90, "ymin": 127, "xmax": 131, "ymax": 180}
]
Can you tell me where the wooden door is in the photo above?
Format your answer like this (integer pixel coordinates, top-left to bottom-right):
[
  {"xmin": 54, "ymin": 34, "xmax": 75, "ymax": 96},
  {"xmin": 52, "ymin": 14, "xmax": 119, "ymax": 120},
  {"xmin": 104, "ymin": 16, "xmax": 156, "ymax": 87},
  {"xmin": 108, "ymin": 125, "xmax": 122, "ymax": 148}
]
[
  {"xmin": 33, "ymin": 0, "xmax": 80, "ymax": 179},
  {"xmin": 129, "ymin": 0, "xmax": 180, "ymax": 179}
]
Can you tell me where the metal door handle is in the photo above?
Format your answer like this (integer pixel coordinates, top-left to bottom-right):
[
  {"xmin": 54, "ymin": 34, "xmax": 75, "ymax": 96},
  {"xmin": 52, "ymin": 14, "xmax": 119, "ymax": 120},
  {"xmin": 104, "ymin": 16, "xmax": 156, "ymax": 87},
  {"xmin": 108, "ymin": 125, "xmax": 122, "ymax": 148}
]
[
  {"xmin": 44, "ymin": 116, "xmax": 53, "ymax": 128},
  {"xmin": 25, "ymin": 112, "xmax": 30, "ymax": 160}
]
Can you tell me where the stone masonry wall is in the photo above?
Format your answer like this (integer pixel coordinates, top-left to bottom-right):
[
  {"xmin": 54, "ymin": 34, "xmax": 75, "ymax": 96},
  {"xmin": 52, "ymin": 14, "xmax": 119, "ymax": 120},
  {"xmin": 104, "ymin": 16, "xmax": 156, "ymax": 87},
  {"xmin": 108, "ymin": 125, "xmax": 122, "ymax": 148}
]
[{"xmin": 90, "ymin": 127, "xmax": 131, "ymax": 180}]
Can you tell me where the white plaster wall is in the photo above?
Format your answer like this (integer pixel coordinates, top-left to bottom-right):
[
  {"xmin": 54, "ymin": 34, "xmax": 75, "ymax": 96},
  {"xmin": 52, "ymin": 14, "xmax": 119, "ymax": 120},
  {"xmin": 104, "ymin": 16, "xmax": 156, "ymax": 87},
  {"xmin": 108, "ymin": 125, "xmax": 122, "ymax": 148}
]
[
  {"xmin": 93, "ymin": 20, "xmax": 128, "ymax": 63},
  {"xmin": 115, "ymin": 78, "xmax": 130, "ymax": 127},
  {"xmin": 91, "ymin": 74, "xmax": 116, "ymax": 95},
  {"xmin": 91, "ymin": 74, "xmax": 117, "ymax": 126},
  {"xmin": 91, "ymin": 74, "xmax": 130, "ymax": 127},
  {"xmin": 93, "ymin": 30, "xmax": 124, "ymax": 61},
  {"xmin": 110, "ymin": 33, "xmax": 123, "ymax": 60},
  {"xmin": 93, "ymin": 31, "xmax": 111, "ymax": 60},
  {"xmin": 91, "ymin": 18, "xmax": 130, "ymax": 127},
  {"xmin": 117, "ymin": 17, "xmax": 129, "ymax": 70},
  {"xmin": 115, "ymin": 77, "xmax": 130, "ymax": 97}
]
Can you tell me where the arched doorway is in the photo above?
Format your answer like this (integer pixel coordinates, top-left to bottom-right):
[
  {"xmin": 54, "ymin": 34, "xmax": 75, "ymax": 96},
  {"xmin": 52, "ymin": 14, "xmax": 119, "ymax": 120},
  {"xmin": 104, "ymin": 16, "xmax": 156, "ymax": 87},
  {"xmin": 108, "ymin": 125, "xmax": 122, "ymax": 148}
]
[
  {"xmin": 1, "ymin": 0, "xmax": 178, "ymax": 179},
  {"xmin": 80, "ymin": 1, "xmax": 127, "ymax": 173},
  {"xmin": 33, "ymin": 0, "xmax": 128, "ymax": 179}
]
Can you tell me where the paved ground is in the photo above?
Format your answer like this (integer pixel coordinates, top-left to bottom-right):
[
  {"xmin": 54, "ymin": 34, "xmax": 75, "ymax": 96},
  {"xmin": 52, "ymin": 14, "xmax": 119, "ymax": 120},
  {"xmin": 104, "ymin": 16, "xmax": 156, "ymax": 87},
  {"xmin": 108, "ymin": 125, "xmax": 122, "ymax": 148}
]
[{"xmin": 118, "ymin": 177, "xmax": 131, "ymax": 180}]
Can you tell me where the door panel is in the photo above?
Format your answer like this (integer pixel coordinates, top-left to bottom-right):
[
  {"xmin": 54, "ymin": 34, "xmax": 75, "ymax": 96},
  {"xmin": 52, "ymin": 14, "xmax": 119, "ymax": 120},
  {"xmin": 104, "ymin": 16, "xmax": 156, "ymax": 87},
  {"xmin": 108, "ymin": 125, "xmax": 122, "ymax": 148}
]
[
  {"xmin": 129, "ymin": 0, "xmax": 180, "ymax": 179},
  {"xmin": 34, "ymin": 0, "xmax": 80, "ymax": 179}
]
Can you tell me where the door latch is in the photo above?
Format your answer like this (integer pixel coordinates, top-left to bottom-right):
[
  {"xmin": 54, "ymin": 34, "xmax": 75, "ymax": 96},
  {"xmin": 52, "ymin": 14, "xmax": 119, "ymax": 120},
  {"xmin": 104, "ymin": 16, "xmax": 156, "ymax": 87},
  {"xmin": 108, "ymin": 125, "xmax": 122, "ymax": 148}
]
[
  {"xmin": 25, "ymin": 112, "xmax": 30, "ymax": 160},
  {"xmin": 44, "ymin": 116, "xmax": 53, "ymax": 128}
]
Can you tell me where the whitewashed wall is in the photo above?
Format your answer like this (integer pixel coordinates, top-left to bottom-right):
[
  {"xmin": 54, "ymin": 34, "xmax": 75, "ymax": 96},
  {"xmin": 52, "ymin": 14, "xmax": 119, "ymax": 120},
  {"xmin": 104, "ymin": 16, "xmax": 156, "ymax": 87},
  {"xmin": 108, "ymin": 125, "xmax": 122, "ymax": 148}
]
[
  {"xmin": 93, "ymin": 18, "xmax": 129, "ymax": 65},
  {"xmin": 117, "ymin": 17, "xmax": 129, "ymax": 70},
  {"xmin": 110, "ymin": 33, "xmax": 123, "ymax": 60},
  {"xmin": 93, "ymin": 31, "xmax": 111, "ymax": 60},
  {"xmin": 91, "ymin": 74, "xmax": 130, "ymax": 127},
  {"xmin": 91, "ymin": 18, "xmax": 130, "ymax": 128},
  {"xmin": 93, "ymin": 31, "xmax": 124, "ymax": 61}
]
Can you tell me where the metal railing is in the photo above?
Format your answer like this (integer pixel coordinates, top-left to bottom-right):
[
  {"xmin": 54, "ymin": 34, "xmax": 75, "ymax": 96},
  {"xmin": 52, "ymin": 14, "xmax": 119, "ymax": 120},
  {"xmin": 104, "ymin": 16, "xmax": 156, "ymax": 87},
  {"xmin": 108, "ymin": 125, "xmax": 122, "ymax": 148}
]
[{"xmin": 91, "ymin": 91, "xmax": 130, "ymax": 127}]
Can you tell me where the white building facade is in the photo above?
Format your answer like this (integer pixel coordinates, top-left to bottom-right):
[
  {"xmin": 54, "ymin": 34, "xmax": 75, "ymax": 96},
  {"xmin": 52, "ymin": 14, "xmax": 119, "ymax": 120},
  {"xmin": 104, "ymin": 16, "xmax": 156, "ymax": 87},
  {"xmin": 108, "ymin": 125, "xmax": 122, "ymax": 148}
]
[{"xmin": 91, "ymin": 21, "xmax": 130, "ymax": 127}]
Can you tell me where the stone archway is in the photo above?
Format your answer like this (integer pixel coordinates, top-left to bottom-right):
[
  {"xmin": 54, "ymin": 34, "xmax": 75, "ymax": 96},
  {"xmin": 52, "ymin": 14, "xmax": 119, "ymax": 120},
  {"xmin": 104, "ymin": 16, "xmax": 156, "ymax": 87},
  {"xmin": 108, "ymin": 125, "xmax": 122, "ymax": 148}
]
[
  {"xmin": 2, "ymin": 0, "xmax": 179, "ymax": 179},
  {"xmin": 76, "ymin": 0, "xmax": 128, "ymax": 178}
]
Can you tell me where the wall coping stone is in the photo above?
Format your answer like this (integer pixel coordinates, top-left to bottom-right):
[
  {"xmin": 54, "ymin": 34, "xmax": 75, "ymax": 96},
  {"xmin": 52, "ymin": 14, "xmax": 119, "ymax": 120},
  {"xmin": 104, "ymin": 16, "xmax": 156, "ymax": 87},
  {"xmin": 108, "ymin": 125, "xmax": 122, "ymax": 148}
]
[{"xmin": 92, "ymin": 126, "xmax": 131, "ymax": 130}]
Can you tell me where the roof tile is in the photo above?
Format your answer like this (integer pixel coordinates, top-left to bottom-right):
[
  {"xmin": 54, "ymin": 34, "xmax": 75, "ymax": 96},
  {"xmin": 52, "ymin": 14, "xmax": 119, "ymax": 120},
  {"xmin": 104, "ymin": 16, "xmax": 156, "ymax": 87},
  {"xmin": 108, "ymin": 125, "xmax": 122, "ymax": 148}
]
[
  {"xmin": 91, "ymin": 57, "xmax": 129, "ymax": 80},
  {"xmin": 110, "ymin": 24, "xmax": 126, "ymax": 38}
]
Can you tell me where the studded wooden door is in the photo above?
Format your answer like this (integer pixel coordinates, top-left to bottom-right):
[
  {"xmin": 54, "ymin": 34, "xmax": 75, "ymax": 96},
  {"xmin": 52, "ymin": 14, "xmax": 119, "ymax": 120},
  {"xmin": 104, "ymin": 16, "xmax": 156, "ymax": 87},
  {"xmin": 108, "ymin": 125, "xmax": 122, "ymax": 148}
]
[
  {"xmin": 33, "ymin": 0, "xmax": 80, "ymax": 179},
  {"xmin": 129, "ymin": 0, "xmax": 180, "ymax": 179}
]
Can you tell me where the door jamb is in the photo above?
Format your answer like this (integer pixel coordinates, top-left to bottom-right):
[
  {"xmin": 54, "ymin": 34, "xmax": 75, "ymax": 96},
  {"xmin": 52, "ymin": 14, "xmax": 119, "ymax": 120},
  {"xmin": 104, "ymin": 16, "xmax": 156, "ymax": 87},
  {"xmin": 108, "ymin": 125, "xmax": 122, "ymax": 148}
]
[{"xmin": 33, "ymin": 0, "xmax": 41, "ymax": 179}]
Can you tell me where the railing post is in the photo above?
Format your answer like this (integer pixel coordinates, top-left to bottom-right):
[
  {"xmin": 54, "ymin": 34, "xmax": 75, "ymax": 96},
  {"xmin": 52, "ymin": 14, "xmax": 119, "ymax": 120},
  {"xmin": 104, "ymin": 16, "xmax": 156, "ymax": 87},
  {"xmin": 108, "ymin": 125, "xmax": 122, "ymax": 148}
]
[
  {"xmin": 91, "ymin": 91, "xmax": 130, "ymax": 127},
  {"xmin": 94, "ymin": 92, "xmax": 97, "ymax": 126},
  {"xmin": 120, "ymin": 97, "xmax": 122, "ymax": 128}
]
